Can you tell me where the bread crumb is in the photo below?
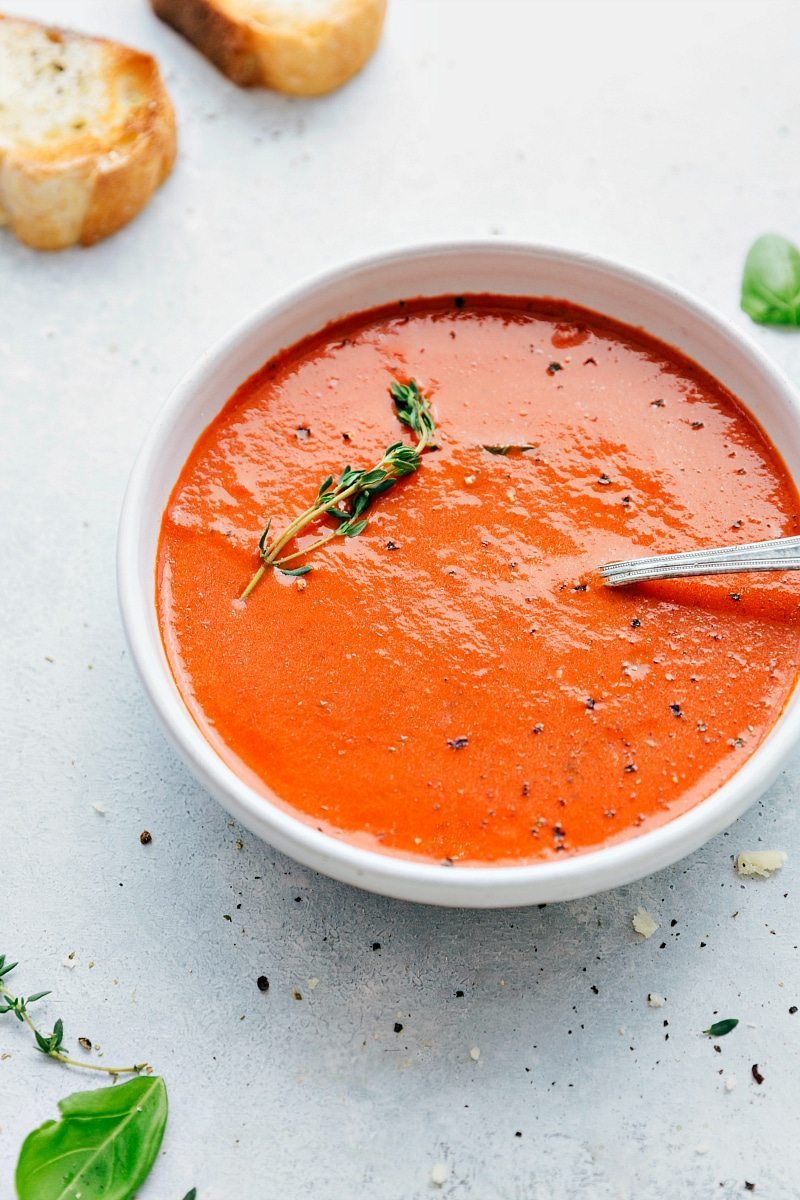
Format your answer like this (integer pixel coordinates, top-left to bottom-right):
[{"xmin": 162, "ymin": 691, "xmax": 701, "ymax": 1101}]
[
  {"xmin": 307, "ymin": 978, "xmax": 319, "ymax": 990},
  {"xmin": 725, "ymin": 1075, "xmax": 737, "ymax": 1092},
  {"xmin": 632, "ymin": 907, "xmax": 659, "ymax": 938},
  {"xmin": 62, "ymin": 954, "xmax": 76, "ymax": 969},
  {"xmin": 647, "ymin": 992, "xmax": 666, "ymax": 1008},
  {"xmin": 735, "ymin": 850, "xmax": 787, "ymax": 878},
  {"xmin": 431, "ymin": 1163, "xmax": 449, "ymax": 1186},
  {"xmin": 92, "ymin": 802, "xmax": 106, "ymax": 814},
  {"xmin": 469, "ymin": 1045, "xmax": 481, "ymax": 1061}
]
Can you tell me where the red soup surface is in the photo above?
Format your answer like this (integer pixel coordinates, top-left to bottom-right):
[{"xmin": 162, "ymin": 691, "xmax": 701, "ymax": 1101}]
[{"xmin": 157, "ymin": 295, "xmax": 800, "ymax": 865}]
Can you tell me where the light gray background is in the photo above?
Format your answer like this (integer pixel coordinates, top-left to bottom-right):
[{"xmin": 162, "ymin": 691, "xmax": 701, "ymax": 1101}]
[{"xmin": 2, "ymin": 1, "xmax": 800, "ymax": 1196}]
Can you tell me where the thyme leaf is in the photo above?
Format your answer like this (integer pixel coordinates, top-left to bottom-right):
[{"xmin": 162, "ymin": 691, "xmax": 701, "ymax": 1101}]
[{"xmin": 703, "ymin": 1017, "xmax": 739, "ymax": 1038}]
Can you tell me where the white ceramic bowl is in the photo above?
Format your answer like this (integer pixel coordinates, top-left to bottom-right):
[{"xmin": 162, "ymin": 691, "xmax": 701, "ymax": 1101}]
[{"xmin": 118, "ymin": 241, "xmax": 800, "ymax": 907}]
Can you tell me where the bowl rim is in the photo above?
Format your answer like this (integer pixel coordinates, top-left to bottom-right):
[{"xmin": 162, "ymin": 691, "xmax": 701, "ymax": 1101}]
[{"xmin": 117, "ymin": 239, "xmax": 800, "ymax": 907}]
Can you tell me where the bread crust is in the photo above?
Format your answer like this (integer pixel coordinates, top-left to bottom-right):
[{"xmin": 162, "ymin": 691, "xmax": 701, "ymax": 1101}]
[
  {"xmin": 153, "ymin": 0, "xmax": 261, "ymax": 85},
  {"xmin": 151, "ymin": 0, "xmax": 386, "ymax": 95},
  {"xmin": 0, "ymin": 17, "xmax": 176, "ymax": 251}
]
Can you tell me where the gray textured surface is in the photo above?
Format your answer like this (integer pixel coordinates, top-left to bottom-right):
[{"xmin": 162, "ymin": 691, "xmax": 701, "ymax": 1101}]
[{"xmin": 2, "ymin": 1, "xmax": 800, "ymax": 1196}]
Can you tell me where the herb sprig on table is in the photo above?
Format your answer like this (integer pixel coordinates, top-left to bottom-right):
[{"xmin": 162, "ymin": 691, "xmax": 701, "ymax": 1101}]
[
  {"xmin": 1, "ymin": 954, "xmax": 185, "ymax": 1200},
  {"xmin": 0, "ymin": 954, "xmax": 147, "ymax": 1076},
  {"xmin": 239, "ymin": 379, "xmax": 435, "ymax": 599}
]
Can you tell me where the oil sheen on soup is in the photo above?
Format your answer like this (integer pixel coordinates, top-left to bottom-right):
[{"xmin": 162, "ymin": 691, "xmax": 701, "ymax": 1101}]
[{"xmin": 157, "ymin": 296, "xmax": 800, "ymax": 865}]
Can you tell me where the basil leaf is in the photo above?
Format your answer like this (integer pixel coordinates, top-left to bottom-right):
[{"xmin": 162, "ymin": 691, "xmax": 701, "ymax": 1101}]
[
  {"xmin": 702, "ymin": 1017, "xmax": 738, "ymax": 1038},
  {"xmin": 16, "ymin": 1076, "xmax": 168, "ymax": 1200},
  {"xmin": 741, "ymin": 234, "xmax": 800, "ymax": 325}
]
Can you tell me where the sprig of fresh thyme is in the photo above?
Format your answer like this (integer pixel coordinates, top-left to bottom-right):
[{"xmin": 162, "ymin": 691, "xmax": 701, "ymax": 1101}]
[
  {"xmin": 239, "ymin": 380, "xmax": 435, "ymax": 600},
  {"xmin": 0, "ymin": 954, "xmax": 148, "ymax": 1076}
]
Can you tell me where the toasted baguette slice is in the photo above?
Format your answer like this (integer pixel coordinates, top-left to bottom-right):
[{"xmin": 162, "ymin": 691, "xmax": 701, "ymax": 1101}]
[
  {"xmin": 152, "ymin": 0, "xmax": 386, "ymax": 95},
  {"xmin": 0, "ymin": 15, "xmax": 176, "ymax": 250}
]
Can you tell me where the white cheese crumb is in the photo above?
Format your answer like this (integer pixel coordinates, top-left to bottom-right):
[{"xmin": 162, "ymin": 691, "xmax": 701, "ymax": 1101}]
[
  {"xmin": 469, "ymin": 1045, "xmax": 481, "ymax": 1061},
  {"xmin": 431, "ymin": 1163, "xmax": 449, "ymax": 1187},
  {"xmin": 307, "ymin": 978, "xmax": 319, "ymax": 991},
  {"xmin": 647, "ymin": 992, "xmax": 666, "ymax": 1008},
  {"xmin": 735, "ymin": 850, "xmax": 787, "ymax": 878},
  {"xmin": 91, "ymin": 802, "xmax": 106, "ymax": 815},
  {"xmin": 62, "ymin": 955, "xmax": 77, "ymax": 970},
  {"xmin": 725, "ymin": 1075, "xmax": 737, "ymax": 1092},
  {"xmin": 632, "ymin": 908, "xmax": 659, "ymax": 939},
  {"xmin": 695, "ymin": 1144, "xmax": 709, "ymax": 1155}
]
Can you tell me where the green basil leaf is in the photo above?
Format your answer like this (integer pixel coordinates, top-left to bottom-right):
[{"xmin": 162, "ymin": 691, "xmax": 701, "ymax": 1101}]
[
  {"xmin": 741, "ymin": 234, "xmax": 800, "ymax": 325},
  {"xmin": 16, "ymin": 1075, "xmax": 168, "ymax": 1200},
  {"xmin": 702, "ymin": 1017, "xmax": 738, "ymax": 1038}
]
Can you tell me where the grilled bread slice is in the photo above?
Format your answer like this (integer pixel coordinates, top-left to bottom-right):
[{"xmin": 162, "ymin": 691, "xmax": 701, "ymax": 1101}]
[
  {"xmin": 151, "ymin": 0, "xmax": 386, "ymax": 95},
  {"xmin": 0, "ymin": 15, "xmax": 176, "ymax": 250}
]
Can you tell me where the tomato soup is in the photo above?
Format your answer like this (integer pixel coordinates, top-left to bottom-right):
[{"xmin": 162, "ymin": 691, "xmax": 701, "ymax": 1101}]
[{"xmin": 157, "ymin": 296, "xmax": 800, "ymax": 865}]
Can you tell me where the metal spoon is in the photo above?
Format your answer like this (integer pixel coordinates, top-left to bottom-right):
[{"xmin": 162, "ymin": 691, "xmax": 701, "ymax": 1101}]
[{"xmin": 599, "ymin": 534, "xmax": 800, "ymax": 587}]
